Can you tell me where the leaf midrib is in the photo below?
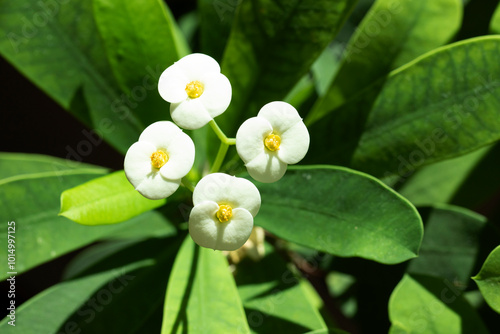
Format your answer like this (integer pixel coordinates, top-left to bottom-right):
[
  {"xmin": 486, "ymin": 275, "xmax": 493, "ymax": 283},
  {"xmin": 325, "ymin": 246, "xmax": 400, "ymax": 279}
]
[
  {"xmin": 61, "ymin": 187, "xmax": 152, "ymax": 219},
  {"xmin": 0, "ymin": 169, "xmax": 107, "ymax": 186}
]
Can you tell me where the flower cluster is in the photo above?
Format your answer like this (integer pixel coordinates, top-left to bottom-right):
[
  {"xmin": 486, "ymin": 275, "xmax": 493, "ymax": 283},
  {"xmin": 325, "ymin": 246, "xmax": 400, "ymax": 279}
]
[{"xmin": 124, "ymin": 53, "xmax": 309, "ymax": 252}]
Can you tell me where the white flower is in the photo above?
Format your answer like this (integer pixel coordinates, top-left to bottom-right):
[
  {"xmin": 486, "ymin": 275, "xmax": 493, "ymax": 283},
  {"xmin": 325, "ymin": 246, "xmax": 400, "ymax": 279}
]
[
  {"xmin": 236, "ymin": 101, "xmax": 310, "ymax": 183},
  {"xmin": 189, "ymin": 173, "xmax": 261, "ymax": 251},
  {"xmin": 158, "ymin": 53, "xmax": 232, "ymax": 130},
  {"xmin": 124, "ymin": 121, "xmax": 195, "ymax": 200}
]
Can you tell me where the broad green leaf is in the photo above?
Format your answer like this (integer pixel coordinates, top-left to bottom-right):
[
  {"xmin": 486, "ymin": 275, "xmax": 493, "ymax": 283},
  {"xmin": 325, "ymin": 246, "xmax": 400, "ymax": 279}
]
[
  {"xmin": 219, "ymin": 0, "xmax": 358, "ymax": 135},
  {"xmin": 311, "ymin": 43, "xmax": 345, "ymax": 97},
  {"xmin": 235, "ymin": 246, "xmax": 328, "ymax": 333},
  {"xmin": 473, "ymin": 245, "xmax": 500, "ymax": 314},
  {"xmin": 389, "ymin": 274, "xmax": 488, "ymax": 334},
  {"xmin": 0, "ymin": 152, "xmax": 96, "ymax": 179},
  {"xmin": 490, "ymin": 2, "xmax": 500, "ymax": 34},
  {"xmin": 0, "ymin": 235, "xmax": 181, "ymax": 333},
  {"xmin": 60, "ymin": 170, "xmax": 165, "ymax": 225},
  {"xmin": 398, "ymin": 143, "xmax": 500, "ymax": 208},
  {"xmin": 407, "ymin": 205, "xmax": 497, "ymax": 287},
  {"xmin": 255, "ymin": 166, "xmax": 423, "ymax": 264},
  {"xmin": 161, "ymin": 236, "xmax": 250, "ymax": 334},
  {"xmin": 62, "ymin": 238, "xmax": 145, "ymax": 279},
  {"xmin": 284, "ymin": 74, "xmax": 317, "ymax": 113},
  {"xmin": 448, "ymin": 142, "xmax": 500, "ymax": 208},
  {"xmin": 0, "ymin": 153, "xmax": 174, "ymax": 279},
  {"xmin": 92, "ymin": 0, "xmax": 188, "ymax": 126},
  {"xmin": 198, "ymin": 0, "xmax": 236, "ymax": 61},
  {"xmin": 307, "ymin": 36, "xmax": 500, "ymax": 177},
  {"xmin": 397, "ymin": 146, "xmax": 491, "ymax": 206},
  {"xmin": 0, "ymin": 0, "xmax": 143, "ymax": 154},
  {"xmin": 307, "ymin": 0, "xmax": 462, "ymax": 123}
]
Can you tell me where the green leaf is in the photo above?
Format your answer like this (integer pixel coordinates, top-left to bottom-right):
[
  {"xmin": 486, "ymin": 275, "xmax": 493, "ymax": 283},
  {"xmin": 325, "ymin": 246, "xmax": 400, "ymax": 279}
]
[
  {"xmin": 92, "ymin": 0, "xmax": 188, "ymax": 126},
  {"xmin": 62, "ymin": 238, "xmax": 146, "ymax": 279},
  {"xmin": 397, "ymin": 146, "xmax": 491, "ymax": 206},
  {"xmin": 0, "ymin": 152, "xmax": 98, "ymax": 179},
  {"xmin": 311, "ymin": 43, "xmax": 345, "ymax": 97},
  {"xmin": 0, "ymin": 0, "xmax": 143, "ymax": 153},
  {"xmin": 255, "ymin": 166, "xmax": 423, "ymax": 264},
  {"xmin": 407, "ymin": 205, "xmax": 497, "ymax": 287},
  {"xmin": 0, "ymin": 235, "xmax": 182, "ymax": 333},
  {"xmin": 491, "ymin": 2, "xmax": 500, "ymax": 34},
  {"xmin": 0, "ymin": 153, "xmax": 174, "ymax": 279},
  {"xmin": 219, "ymin": 0, "xmax": 358, "ymax": 135},
  {"xmin": 398, "ymin": 143, "xmax": 500, "ymax": 208},
  {"xmin": 60, "ymin": 170, "xmax": 165, "ymax": 225},
  {"xmin": 389, "ymin": 274, "xmax": 489, "ymax": 334},
  {"xmin": 198, "ymin": 0, "xmax": 236, "ymax": 61},
  {"xmin": 235, "ymin": 246, "xmax": 328, "ymax": 333},
  {"xmin": 473, "ymin": 245, "xmax": 500, "ymax": 314},
  {"xmin": 161, "ymin": 236, "xmax": 251, "ymax": 334},
  {"xmin": 307, "ymin": 0, "xmax": 462, "ymax": 123},
  {"xmin": 307, "ymin": 36, "xmax": 500, "ymax": 177}
]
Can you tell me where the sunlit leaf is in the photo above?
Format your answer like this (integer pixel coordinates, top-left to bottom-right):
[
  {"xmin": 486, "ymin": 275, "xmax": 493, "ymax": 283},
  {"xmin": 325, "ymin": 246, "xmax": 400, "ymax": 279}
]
[
  {"xmin": 307, "ymin": 0, "xmax": 462, "ymax": 123},
  {"xmin": 235, "ymin": 246, "xmax": 328, "ymax": 333},
  {"xmin": 397, "ymin": 146, "xmax": 491, "ymax": 206},
  {"xmin": 307, "ymin": 36, "xmax": 500, "ymax": 177},
  {"xmin": 0, "ymin": 153, "xmax": 174, "ymax": 280},
  {"xmin": 92, "ymin": 0, "xmax": 189, "ymax": 126},
  {"xmin": 389, "ymin": 274, "xmax": 488, "ymax": 334},
  {"xmin": 255, "ymin": 166, "xmax": 423, "ymax": 264},
  {"xmin": 161, "ymin": 236, "xmax": 251, "ymax": 334},
  {"xmin": 60, "ymin": 170, "xmax": 165, "ymax": 225},
  {"xmin": 491, "ymin": 2, "xmax": 500, "ymax": 34},
  {"xmin": 473, "ymin": 245, "xmax": 500, "ymax": 314}
]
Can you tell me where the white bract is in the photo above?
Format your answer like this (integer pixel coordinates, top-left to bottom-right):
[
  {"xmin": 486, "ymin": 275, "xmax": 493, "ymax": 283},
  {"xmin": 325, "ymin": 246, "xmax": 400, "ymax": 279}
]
[
  {"xmin": 124, "ymin": 121, "xmax": 195, "ymax": 200},
  {"xmin": 189, "ymin": 173, "xmax": 261, "ymax": 251},
  {"xmin": 236, "ymin": 101, "xmax": 310, "ymax": 183},
  {"xmin": 158, "ymin": 53, "xmax": 232, "ymax": 130}
]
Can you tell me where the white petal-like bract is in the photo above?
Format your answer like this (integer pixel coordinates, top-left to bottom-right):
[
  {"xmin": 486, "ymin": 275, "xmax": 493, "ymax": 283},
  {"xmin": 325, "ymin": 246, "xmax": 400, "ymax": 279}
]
[
  {"xmin": 245, "ymin": 152, "xmax": 287, "ymax": 184},
  {"xmin": 189, "ymin": 173, "xmax": 261, "ymax": 251},
  {"xmin": 189, "ymin": 202, "xmax": 254, "ymax": 251},
  {"xmin": 235, "ymin": 117, "xmax": 272, "ymax": 163},
  {"xmin": 236, "ymin": 101, "xmax": 310, "ymax": 183},
  {"xmin": 277, "ymin": 121, "xmax": 310, "ymax": 165},
  {"xmin": 258, "ymin": 101, "xmax": 302, "ymax": 134},
  {"xmin": 192, "ymin": 173, "xmax": 261, "ymax": 217},
  {"xmin": 124, "ymin": 121, "xmax": 195, "ymax": 200},
  {"xmin": 158, "ymin": 53, "xmax": 231, "ymax": 130}
]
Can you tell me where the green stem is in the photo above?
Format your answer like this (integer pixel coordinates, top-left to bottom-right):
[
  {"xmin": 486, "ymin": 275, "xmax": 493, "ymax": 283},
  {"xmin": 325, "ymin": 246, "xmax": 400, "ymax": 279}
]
[
  {"xmin": 208, "ymin": 119, "xmax": 236, "ymax": 173},
  {"xmin": 209, "ymin": 120, "xmax": 236, "ymax": 145},
  {"xmin": 210, "ymin": 142, "xmax": 229, "ymax": 173}
]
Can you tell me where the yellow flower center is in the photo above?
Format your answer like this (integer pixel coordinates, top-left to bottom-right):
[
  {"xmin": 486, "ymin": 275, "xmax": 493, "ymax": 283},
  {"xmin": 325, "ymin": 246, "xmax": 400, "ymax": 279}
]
[
  {"xmin": 185, "ymin": 80, "xmax": 204, "ymax": 99},
  {"xmin": 264, "ymin": 134, "xmax": 281, "ymax": 151},
  {"xmin": 150, "ymin": 150, "xmax": 168, "ymax": 169},
  {"xmin": 216, "ymin": 204, "xmax": 233, "ymax": 223}
]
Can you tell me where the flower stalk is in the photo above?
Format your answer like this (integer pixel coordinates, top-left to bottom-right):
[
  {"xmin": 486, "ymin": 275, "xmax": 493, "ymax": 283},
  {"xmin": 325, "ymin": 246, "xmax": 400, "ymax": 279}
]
[{"xmin": 209, "ymin": 120, "xmax": 236, "ymax": 173}]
